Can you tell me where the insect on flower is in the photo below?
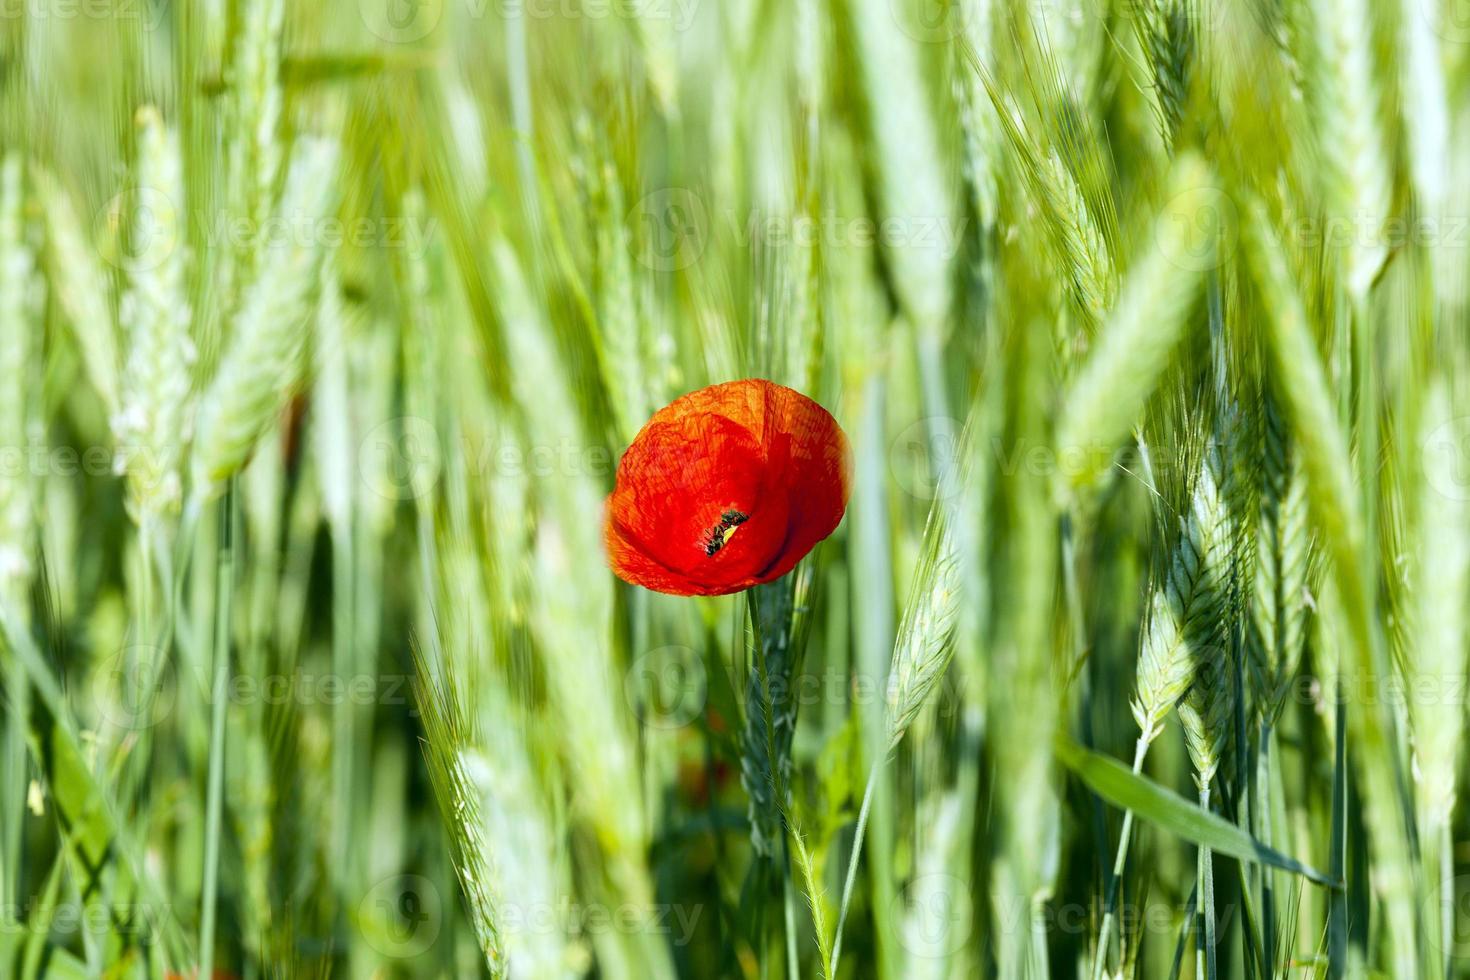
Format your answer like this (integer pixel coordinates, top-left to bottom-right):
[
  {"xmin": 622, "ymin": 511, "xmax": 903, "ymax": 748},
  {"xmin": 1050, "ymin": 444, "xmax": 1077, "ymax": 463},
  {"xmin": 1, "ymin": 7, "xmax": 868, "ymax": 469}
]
[{"xmin": 604, "ymin": 379, "xmax": 850, "ymax": 596}]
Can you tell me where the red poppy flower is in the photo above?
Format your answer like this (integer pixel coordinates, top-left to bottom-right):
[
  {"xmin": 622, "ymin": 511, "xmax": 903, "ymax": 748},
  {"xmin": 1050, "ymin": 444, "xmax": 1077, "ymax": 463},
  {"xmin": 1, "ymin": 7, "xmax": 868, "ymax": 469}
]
[{"xmin": 604, "ymin": 379, "xmax": 850, "ymax": 596}]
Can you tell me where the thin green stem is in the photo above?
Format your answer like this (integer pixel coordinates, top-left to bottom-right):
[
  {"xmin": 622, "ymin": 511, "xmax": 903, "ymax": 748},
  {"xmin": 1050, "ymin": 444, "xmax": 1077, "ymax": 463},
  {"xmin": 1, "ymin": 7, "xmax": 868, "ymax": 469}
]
[
  {"xmin": 748, "ymin": 579, "xmax": 801, "ymax": 975},
  {"xmin": 2, "ymin": 598, "xmax": 23, "ymax": 911},
  {"xmin": 830, "ymin": 758, "xmax": 880, "ymax": 979},
  {"xmin": 330, "ymin": 526, "xmax": 356, "ymax": 886},
  {"xmin": 1092, "ymin": 736, "xmax": 1151, "ymax": 980},
  {"xmin": 199, "ymin": 482, "xmax": 236, "ymax": 980},
  {"xmin": 1439, "ymin": 822, "xmax": 1453, "ymax": 978},
  {"xmin": 783, "ymin": 849, "xmax": 799, "ymax": 980},
  {"xmin": 1256, "ymin": 722, "xmax": 1277, "ymax": 974},
  {"xmin": 1198, "ymin": 782, "xmax": 1217, "ymax": 980}
]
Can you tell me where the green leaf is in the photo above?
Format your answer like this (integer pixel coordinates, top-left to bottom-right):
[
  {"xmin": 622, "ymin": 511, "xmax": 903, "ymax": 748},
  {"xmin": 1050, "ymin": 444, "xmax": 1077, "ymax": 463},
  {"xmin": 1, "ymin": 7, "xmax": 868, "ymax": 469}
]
[{"xmin": 1055, "ymin": 735, "xmax": 1340, "ymax": 888}]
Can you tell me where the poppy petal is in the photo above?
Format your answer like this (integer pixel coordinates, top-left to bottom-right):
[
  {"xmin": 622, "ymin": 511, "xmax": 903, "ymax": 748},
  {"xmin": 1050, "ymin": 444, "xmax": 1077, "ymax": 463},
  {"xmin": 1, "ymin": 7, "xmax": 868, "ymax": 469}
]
[{"xmin": 604, "ymin": 379, "xmax": 850, "ymax": 596}]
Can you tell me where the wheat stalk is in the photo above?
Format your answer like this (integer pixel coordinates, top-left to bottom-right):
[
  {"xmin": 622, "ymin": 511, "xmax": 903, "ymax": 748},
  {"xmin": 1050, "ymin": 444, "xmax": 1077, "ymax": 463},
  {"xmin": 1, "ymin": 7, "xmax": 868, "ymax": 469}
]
[
  {"xmin": 968, "ymin": 55, "xmax": 1117, "ymax": 328},
  {"xmin": 225, "ymin": 0, "xmax": 284, "ymax": 262},
  {"xmin": 36, "ymin": 171, "xmax": 120, "ymax": 413},
  {"xmin": 1245, "ymin": 397, "xmax": 1313, "ymax": 726},
  {"xmin": 833, "ymin": 435, "xmax": 966, "ymax": 978},
  {"xmin": 1096, "ymin": 433, "xmax": 1233, "ymax": 977},
  {"xmin": 0, "ymin": 155, "xmax": 39, "ymax": 592},
  {"xmin": 1056, "ymin": 153, "xmax": 1217, "ymax": 490},
  {"xmin": 113, "ymin": 106, "xmax": 197, "ymax": 521},
  {"xmin": 591, "ymin": 158, "xmax": 648, "ymax": 443},
  {"xmin": 1133, "ymin": 0, "xmax": 1198, "ymax": 146},
  {"xmin": 1291, "ymin": 0, "xmax": 1393, "ymax": 296},
  {"xmin": 884, "ymin": 507, "xmax": 962, "ymax": 750},
  {"xmin": 1410, "ymin": 380, "xmax": 1469, "ymax": 831},
  {"xmin": 191, "ymin": 139, "xmax": 339, "ymax": 496},
  {"xmin": 1243, "ymin": 193, "xmax": 1420, "ymax": 979},
  {"xmin": 739, "ymin": 572, "xmax": 805, "ymax": 860},
  {"xmin": 847, "ymin": 0, "xmax": 956, "ymax": 334}
]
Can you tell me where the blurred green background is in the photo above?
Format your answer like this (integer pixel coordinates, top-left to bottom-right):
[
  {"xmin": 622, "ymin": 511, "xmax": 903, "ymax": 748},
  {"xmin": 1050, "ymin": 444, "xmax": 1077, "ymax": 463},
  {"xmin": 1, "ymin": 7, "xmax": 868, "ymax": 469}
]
[{"xmin": 2, "ymin": 0, "xmax": 1470, "ymax": 976}]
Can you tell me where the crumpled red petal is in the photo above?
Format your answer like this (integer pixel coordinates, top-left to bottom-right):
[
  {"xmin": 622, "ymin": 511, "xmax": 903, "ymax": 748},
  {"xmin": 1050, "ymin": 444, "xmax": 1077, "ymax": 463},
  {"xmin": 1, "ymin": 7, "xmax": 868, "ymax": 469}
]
[{"xmin": 604, "ymin": 379, "xmax": 850, "ymax": 596}]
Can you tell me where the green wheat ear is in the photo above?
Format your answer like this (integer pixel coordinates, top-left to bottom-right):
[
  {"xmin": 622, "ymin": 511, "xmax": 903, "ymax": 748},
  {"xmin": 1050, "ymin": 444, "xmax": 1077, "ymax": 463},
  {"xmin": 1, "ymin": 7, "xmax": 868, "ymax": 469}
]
[
  {"xmin": 1246, "ymin": 397, "xmax": 1313, "ymax": 726},
  {"xmin": 1134, "ymin": 439, "xmax": 1232, "ymax": 755},
  {"xmin": 1290, "ymin": 0, "xmax": 1392, "ymax": 296},
  {"xmin": 1411, "ymin": 381, "xmax": 1470, "ymax": 831},
  {"xmin": 0, "ymin": 154, "xmax": 40, "ymax": 594},
  {"xmin": 884, "ymin": 502, "xmax": 962, "ymax": 752},
  {"xmin": 114, "ymin": 106, "xmax": 196, "ymax": 523},
  {"xmin": 739, "ymin": 571, "xmax": 804, "ymax": 860},
  {"xmin": 1055, "ymin": 153, "xmax": 1217, "ymax": 492},
  {"xmin": 36, "ymin": 170, "xmax": 120, "ymax": 414},
  {"xmin": 192, "ymin": 139, "xmax": 339, "ymax": 495}
]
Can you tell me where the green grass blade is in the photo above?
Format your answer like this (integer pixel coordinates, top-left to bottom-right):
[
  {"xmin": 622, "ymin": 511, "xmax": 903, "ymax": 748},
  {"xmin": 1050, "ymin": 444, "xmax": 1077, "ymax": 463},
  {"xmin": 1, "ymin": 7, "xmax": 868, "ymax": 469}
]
[{"xmin": 1055, "ymin": 735, "xmax": 1339, "ymax": 887}]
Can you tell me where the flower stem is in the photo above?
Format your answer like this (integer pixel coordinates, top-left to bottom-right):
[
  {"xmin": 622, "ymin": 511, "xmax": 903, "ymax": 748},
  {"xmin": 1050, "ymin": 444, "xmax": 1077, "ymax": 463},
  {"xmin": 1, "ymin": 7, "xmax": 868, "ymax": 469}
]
[
  {"xmin": 199, "ymin": 481, "xmax": 235, "ymax": 980},
  {"xmin": 830, "ymin": 756, "xmax": 880, "ymax": 979},
  {"xmin": 1091, "ymin": 735, "xmax": 1151, "ymax": 980}
]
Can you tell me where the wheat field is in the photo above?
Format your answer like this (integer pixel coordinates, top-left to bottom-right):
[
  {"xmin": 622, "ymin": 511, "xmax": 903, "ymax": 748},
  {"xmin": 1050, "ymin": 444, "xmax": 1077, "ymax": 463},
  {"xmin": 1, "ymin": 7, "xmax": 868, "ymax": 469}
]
[{"xmin": 1, "ymin": 0, "xmax": 1469, "ymax": 976}]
